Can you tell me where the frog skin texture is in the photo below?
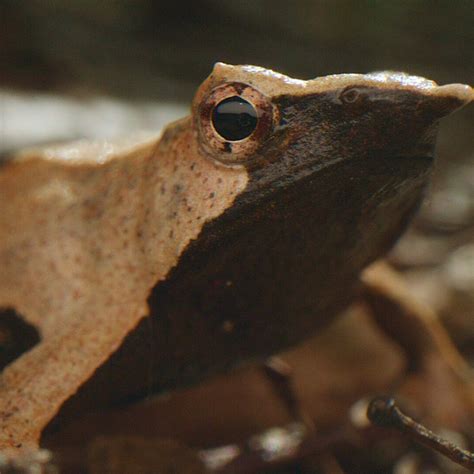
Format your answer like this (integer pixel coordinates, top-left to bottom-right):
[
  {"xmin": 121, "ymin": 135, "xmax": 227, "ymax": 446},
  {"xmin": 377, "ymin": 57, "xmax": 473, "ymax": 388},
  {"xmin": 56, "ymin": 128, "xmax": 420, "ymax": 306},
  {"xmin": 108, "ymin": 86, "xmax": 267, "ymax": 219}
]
[{"xmin": 0, "ymin": 63, "xmax": 472, "ymax": 448}]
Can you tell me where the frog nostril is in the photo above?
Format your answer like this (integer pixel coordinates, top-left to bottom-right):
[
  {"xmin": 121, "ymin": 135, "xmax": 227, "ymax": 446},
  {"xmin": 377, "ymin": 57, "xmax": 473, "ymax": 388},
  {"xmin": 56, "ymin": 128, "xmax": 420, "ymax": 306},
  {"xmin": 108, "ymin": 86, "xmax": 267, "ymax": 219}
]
[
  {"xmin": 0, "ymin": 308, "xmax": 40, "ymax": 370},
  {"xmin": 340, "ymin": 88, "xmax": 361, "ymax": 104}
]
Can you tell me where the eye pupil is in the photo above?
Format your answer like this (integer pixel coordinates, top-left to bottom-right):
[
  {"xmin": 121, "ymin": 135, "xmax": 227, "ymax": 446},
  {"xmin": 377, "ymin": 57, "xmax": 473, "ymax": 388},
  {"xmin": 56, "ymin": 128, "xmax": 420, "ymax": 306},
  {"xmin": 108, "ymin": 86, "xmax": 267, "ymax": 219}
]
[{"xmin": 212, "ymin": 96, "xmax": 258, "ymax": 141}]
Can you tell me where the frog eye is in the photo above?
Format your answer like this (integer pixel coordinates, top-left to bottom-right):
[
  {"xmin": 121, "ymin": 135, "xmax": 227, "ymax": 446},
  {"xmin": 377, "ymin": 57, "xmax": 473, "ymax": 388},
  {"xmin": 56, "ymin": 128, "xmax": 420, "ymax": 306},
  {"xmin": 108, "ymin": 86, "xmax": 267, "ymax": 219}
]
[
  {"xmin": 195, "ymin": 82, "xmax": 275, "ymax": 167},
  {"xmin": 212, "ymin": 96, "xmax": 258, "ymax": 141}
]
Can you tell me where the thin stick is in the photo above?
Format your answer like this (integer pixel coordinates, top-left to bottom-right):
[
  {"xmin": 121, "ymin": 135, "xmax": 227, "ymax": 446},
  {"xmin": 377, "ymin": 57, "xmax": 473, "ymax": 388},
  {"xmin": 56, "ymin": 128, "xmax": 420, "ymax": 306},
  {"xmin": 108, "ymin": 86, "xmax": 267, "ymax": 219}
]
[{"xmin": 367, "ymin": 396, "xmax": 474, "ymax": 471}]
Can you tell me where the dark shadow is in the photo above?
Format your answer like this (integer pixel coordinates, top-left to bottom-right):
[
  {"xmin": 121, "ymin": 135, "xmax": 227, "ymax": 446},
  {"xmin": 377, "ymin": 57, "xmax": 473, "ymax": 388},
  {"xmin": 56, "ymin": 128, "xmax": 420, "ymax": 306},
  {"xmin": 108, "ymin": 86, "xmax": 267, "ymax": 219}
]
[{"xmin": 0, "ymin": 308, "xmax": 41, "ymax": 370}]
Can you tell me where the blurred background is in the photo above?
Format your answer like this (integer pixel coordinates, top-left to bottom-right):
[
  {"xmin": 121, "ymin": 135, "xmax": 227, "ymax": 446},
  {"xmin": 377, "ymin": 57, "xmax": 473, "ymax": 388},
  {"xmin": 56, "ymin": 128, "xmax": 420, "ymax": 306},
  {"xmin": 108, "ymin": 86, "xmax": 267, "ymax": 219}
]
[
  {"xmin": 1, "ymin": 1, "xmax": 472, "ymax": 149},
  {"xmin": 1, "ymin": 2, "xmax": 473, "ymax": 473}
]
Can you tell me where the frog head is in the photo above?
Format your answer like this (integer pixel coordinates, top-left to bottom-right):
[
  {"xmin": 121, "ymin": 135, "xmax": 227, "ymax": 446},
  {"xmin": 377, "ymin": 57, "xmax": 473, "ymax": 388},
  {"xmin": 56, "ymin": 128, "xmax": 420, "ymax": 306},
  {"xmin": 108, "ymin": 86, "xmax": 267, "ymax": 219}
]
[
  {"xmin": 144, "ymin": 64, "xmax": 472, "ymax": 382},
  {"xmin": 193, "ymin": 63, "xmax": 471, "ymax": 178}
]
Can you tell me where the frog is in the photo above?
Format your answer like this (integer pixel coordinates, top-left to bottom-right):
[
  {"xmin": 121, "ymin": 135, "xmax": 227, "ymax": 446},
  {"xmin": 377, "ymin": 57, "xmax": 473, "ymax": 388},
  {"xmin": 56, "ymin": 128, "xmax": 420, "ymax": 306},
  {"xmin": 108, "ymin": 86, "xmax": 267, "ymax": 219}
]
[{"xmin": 0, "ymin": 63, "xmax": 472, "ymax": 450}]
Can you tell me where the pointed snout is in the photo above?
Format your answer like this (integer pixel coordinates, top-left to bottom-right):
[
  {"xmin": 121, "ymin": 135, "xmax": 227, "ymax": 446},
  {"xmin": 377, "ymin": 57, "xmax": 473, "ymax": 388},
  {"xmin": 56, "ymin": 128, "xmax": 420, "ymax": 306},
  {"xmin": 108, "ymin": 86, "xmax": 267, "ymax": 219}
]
[
  {"xmin": 363, "ymin": 71, "xmax": 472, "ymax": 118},
  {"xmin": 428, "ymin": 82, "xmax": 473, "ymax": 118},
  {"xmin": 399, "ymin": 82, "xmax": 472, "ymax": 158},
  {"xmin": 435, "ymin": 83, "xmax": 473, "ymax": 102}
]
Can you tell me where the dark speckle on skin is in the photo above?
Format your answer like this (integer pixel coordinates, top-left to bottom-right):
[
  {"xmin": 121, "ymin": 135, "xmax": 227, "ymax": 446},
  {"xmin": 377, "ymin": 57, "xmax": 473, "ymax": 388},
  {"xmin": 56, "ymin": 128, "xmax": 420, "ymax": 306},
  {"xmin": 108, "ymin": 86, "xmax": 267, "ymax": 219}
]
[
  {"xmin": 209, "ymin": 192, "xmax": 215, "ymax": 199},
  {"xmin": 224, "ymin": 142, "xmax": 232, "ymax": 153},
  {"xmin": 232, "ymin": 83, "xmax": 246, "ymax": 95}
]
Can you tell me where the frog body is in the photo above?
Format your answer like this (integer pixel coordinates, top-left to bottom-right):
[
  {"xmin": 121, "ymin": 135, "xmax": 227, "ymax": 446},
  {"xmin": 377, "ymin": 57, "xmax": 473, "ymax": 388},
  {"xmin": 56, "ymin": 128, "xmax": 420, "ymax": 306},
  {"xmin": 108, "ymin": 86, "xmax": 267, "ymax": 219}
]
[{"xmin": 0, "ymin": 63, "xmax": 471, "ymax": 448}]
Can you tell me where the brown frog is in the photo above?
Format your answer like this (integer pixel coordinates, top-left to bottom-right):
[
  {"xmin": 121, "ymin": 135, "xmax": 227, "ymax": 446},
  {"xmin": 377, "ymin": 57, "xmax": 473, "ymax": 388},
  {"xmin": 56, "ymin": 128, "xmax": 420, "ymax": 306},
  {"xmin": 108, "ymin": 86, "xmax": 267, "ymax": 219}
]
[{"xmin": 0, "ymin": 63, "xmax": 472, "ymax": 450}]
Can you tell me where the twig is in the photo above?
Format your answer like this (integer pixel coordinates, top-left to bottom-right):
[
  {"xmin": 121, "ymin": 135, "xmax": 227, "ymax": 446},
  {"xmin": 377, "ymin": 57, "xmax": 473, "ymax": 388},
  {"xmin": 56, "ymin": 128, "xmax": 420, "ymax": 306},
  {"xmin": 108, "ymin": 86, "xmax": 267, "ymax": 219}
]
[{"xmin": 367, "ymin": 396, "xmax": 474, "ymax": 471}]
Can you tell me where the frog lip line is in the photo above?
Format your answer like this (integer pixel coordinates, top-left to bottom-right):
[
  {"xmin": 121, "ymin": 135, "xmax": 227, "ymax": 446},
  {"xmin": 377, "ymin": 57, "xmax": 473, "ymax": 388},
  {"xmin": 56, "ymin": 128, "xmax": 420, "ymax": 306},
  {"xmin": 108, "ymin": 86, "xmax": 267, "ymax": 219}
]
[
  {"xmin": 297, "ymin": 149, "xmax": 436, "ymax": 179},
  {"xmin": 246, "ymin": 153, "xmax": 434, "ymax": 202}
]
